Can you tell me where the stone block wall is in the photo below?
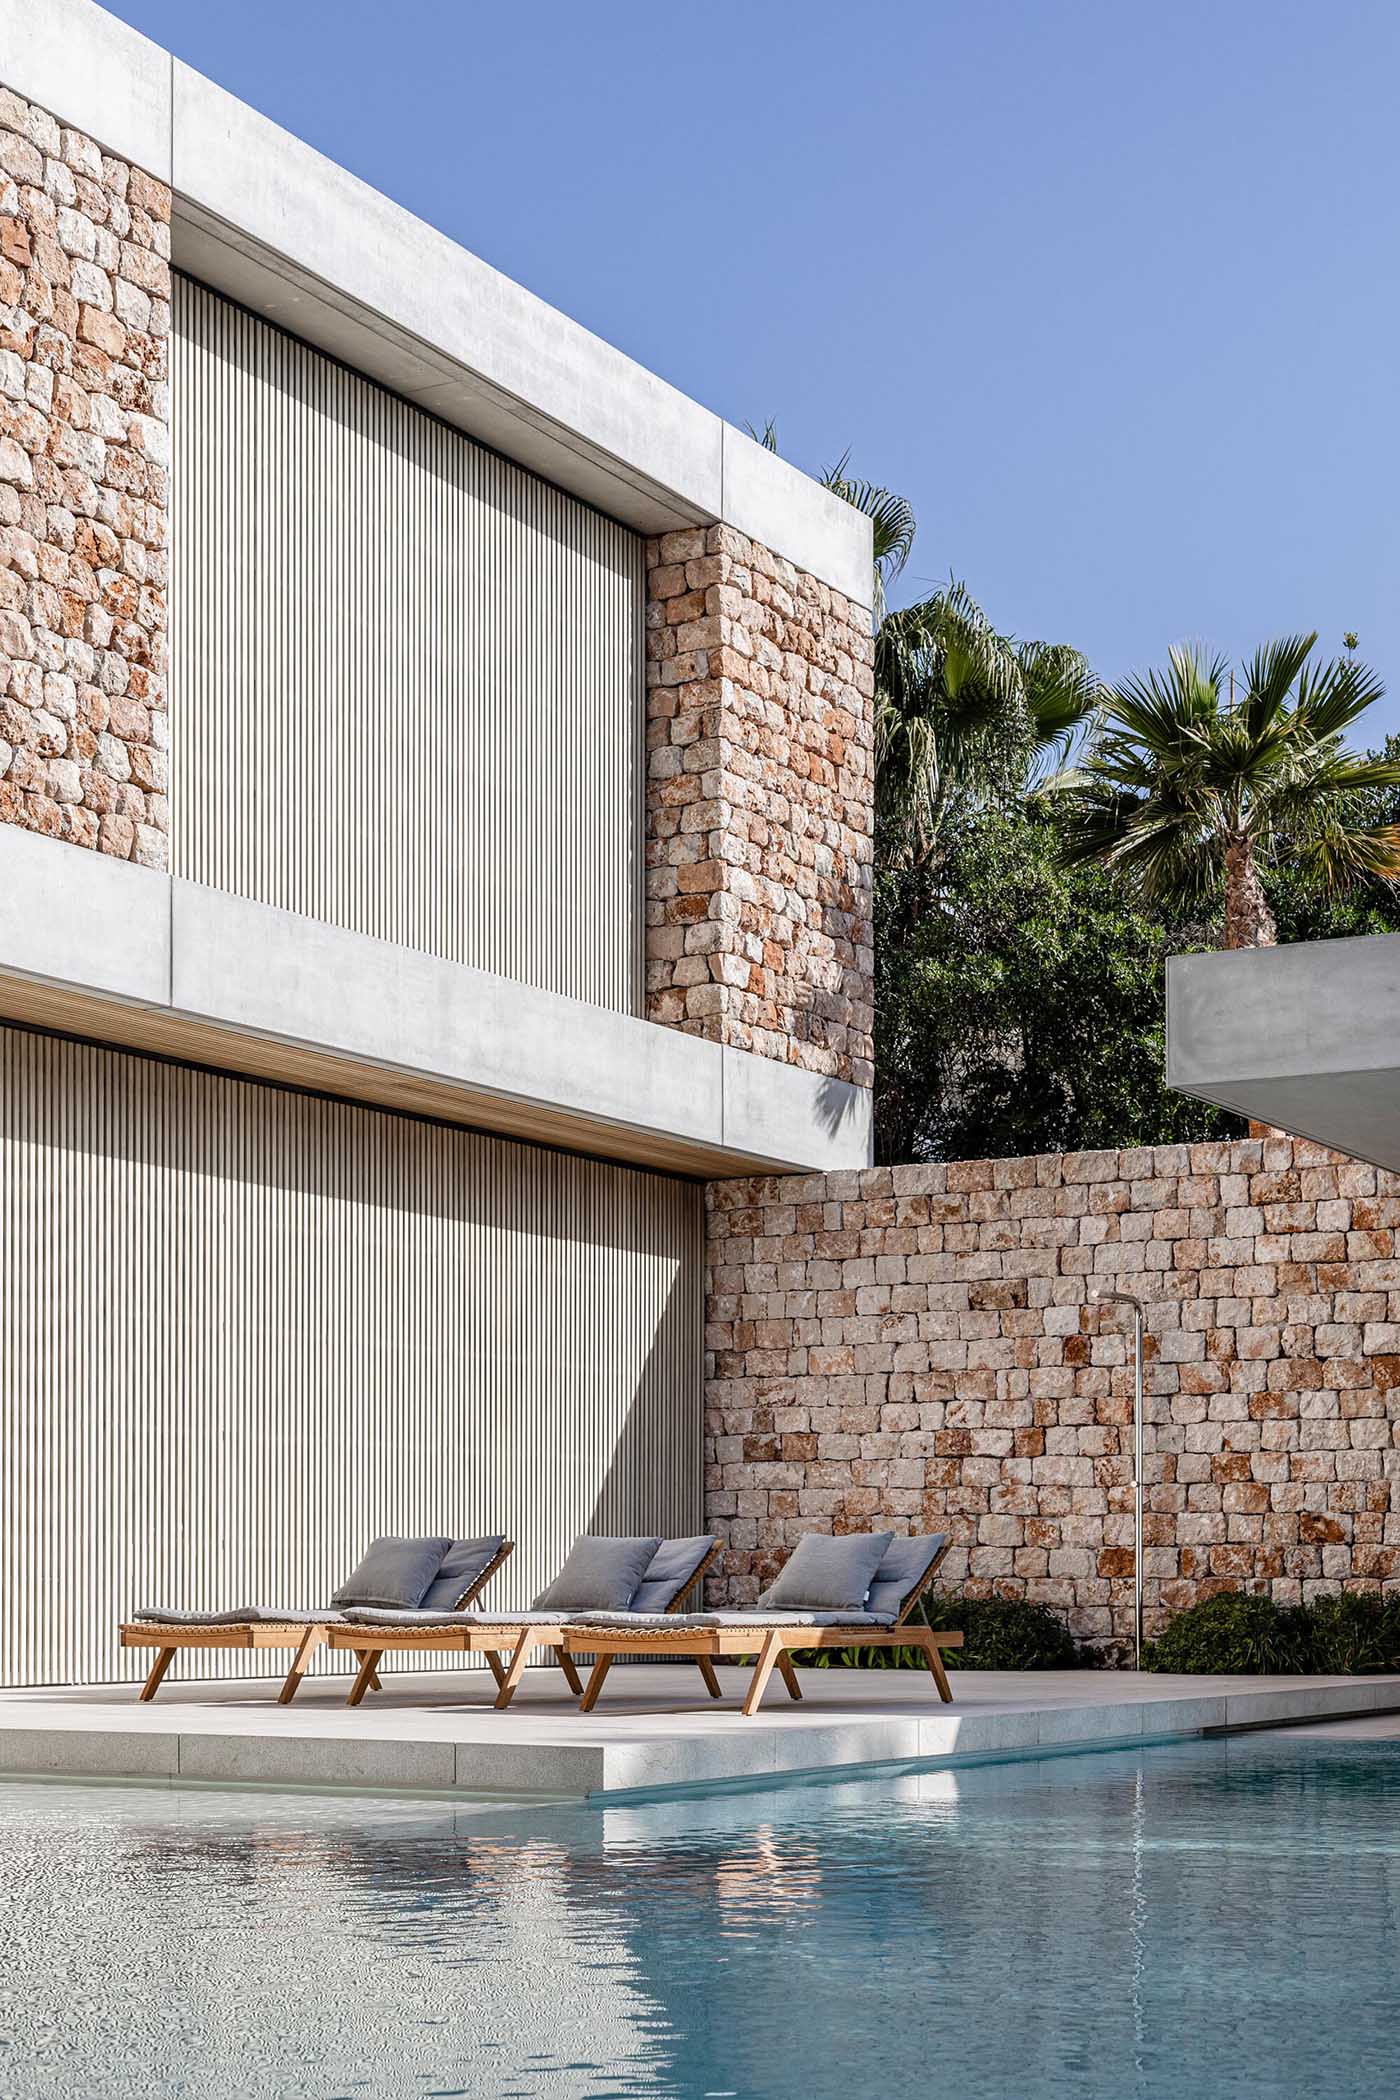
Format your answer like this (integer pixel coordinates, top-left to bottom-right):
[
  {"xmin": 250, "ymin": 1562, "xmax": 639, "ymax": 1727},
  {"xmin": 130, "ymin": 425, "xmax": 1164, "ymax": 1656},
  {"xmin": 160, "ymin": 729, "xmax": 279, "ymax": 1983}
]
[
  {"xmin": 0, "ymin": 83, "xmax": 170, "ymax": 867},
  {"xmin": 704, "ymin": 1137, "xmax": 1400, "ymax": 1652},
  {"xmin": 645, "ymin": 524, "xmax": 875, "ymax": 1086}
]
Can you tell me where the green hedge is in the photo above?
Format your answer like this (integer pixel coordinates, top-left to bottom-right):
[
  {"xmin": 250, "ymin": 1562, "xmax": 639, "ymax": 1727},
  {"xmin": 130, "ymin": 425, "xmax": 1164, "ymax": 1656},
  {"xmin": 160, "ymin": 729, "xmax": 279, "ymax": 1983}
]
[
  {"xmin": 803, "ymin": 1590, "xmax": 1086, "ymax": 1672},
  {"xmin": 1145, "ymin": 1589, "xmax": 1400, "ymax": 1675}
]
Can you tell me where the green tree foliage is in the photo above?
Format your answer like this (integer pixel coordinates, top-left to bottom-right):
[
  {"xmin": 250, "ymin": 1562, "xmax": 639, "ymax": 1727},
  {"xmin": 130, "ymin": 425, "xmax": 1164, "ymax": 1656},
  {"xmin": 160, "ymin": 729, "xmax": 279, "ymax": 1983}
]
[
  {"xmin": 1048, "ymin": 636, "xmax": 1400, "ymax": 949},
  {"xmin": 874, "ymin": 802, "xmax": 1241, "ymax": 1164}
]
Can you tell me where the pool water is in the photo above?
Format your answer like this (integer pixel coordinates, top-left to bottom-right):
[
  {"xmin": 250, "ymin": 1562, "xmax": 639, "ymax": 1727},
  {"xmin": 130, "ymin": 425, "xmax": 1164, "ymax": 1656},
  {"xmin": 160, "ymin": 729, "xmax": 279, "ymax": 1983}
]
[{"xmin": 0, "ymin": 1735, "xmax": 1396, "ymax": 2098}]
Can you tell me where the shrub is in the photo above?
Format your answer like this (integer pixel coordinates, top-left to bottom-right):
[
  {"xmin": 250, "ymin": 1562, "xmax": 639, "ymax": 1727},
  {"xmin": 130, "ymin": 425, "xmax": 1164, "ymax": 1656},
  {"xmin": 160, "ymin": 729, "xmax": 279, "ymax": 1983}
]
[
  {"xmin": 1305, "ymin": 1591, "xmax": 1400, "ymax": 1674},
  {"xmin": 1144, "ymin": 1591, "xmax": 1313, "ymax": 1675},
  {"xmin": 803, "ymin": 1590, "xmax": 1083, "ymax": 1672}
]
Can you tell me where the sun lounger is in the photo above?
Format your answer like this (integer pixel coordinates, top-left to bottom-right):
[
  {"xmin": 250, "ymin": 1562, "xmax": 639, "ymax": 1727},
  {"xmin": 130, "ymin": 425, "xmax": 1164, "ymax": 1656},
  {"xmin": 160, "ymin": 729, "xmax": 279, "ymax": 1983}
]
[
  {"xmin": 558, "ymin": 1532, "xmax": 961, "ymax": 1716},
  {"xmin": 118, "ymin": 1536, "xmax": 513, "ymax": 1704},
  {"xmin": 327, "ymin": 1533, "xmax": 722, "ymax": 1709}
]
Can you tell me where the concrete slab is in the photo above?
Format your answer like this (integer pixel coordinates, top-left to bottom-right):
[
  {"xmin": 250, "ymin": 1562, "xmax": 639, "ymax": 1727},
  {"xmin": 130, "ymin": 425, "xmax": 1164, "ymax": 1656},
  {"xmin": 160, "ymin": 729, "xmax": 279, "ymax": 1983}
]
[
  {"xmin": 1166, "ymin": 937, "xmax": 1400, "ymax": 1171},
  {"xmin": 0, "ymin": 832, "xmax": 871, "ymax": 1176},
  {"xmin": 3, "ymin": 1665, "xmax": 1397, "ymax": 1802}
]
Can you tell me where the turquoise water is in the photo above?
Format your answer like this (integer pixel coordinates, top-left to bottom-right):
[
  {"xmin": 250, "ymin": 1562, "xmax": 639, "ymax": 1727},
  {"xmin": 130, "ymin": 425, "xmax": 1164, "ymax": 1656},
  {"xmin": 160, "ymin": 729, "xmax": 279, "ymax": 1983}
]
[{"xmin": 0, "ymin": 1736, "xmax": 1396, "ymax": 2098}]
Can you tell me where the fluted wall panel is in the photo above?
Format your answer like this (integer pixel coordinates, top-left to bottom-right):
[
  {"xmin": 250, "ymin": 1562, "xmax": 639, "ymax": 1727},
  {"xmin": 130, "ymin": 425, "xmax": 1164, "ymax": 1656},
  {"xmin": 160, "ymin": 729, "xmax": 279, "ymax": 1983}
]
[
  {"xmin": 171, "ymin": 275, "xmax": 644, "ymax": 1012},
  {"xmin": 0, "ymin": 1026, "xmax": 701, "ymax": 1687}
]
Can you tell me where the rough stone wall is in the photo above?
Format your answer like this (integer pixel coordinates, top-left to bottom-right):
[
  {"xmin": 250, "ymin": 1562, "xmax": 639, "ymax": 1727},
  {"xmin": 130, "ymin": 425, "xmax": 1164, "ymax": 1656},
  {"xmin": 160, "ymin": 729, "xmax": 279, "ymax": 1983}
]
[
  {"xmin": 705, "ymin": 1137, "xmax": 1400, "ymax": 1652},
  {"xmin": 645, "ymin": 524, "xmax": 875, "ymax": 1086},
  {"xmin": 0, "ymin": 85, "xmax": 170, "ymax": 867}
]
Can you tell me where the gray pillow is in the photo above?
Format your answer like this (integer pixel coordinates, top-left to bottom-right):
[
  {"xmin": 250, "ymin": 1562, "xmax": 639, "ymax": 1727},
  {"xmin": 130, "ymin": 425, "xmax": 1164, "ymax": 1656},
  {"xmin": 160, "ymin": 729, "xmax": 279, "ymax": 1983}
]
[
  {"xmin": 866, "ymin": 1533, "xmax": 949, "ymax": 1619},
  {"xmin": 532, "ymin": 1535, "xmax": 662, "ymax": 1612},
  {"xmin": 419, "ymin": 1535, "xmax": 507, "ymax": 1612},
  {"xmin": 331, "ymin": 1536, "xmax": 450, "ymax": 1609},
  {"xmin": 757, "ymin": 1531, "xmax": 894, "ymax": 1613},
  {"xmin": 630, "ymin": 1535, "xmax": 717, "ymax": 1614}
]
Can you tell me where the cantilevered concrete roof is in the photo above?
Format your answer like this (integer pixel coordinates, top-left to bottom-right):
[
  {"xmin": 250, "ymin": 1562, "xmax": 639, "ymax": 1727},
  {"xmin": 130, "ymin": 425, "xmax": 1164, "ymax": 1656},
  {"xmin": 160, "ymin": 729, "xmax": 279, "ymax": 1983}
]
[
  {"xmin": 1166, "ymin": 938, "xmax": 1400, "ymax": 1171},
  {"xmin": 0, "ymin": 830, "xmax": 872, "ymax": 1178},
  {"xmin": 1, "ymin": 0, "xmax": 873, "ymax": 603}
]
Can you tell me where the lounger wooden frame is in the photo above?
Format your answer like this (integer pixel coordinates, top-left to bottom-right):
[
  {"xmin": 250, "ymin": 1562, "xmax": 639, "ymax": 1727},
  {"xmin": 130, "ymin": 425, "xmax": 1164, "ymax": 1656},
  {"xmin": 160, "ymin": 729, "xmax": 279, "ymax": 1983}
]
[
  {"xmin": 327, "ymin": 1540, "xmax": 725, "ymax": 1711},
  {"xmin": 561, "ymin": 1543, "xmax": 962, "ymax": 1717},
  {"xmin": 118, "ymin": 1540, "xmax": 516, "ymax": 1705}
]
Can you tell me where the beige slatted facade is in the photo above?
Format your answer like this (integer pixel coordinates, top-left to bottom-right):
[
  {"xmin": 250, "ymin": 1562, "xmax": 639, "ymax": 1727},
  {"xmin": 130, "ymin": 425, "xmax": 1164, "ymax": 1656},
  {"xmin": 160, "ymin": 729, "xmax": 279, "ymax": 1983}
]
[
  {"xmin": 171, "ymin": 275, "xmax": 645, "ymax": 1013},
  {"xmin": 0, "ymin": 1025, "xmax": 702, "ymax": 1687}
]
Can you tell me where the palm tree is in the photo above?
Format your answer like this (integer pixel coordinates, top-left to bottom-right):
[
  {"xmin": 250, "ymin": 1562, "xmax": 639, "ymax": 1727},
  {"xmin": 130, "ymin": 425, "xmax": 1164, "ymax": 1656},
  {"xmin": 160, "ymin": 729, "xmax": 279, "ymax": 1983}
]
[
  {"xmin": 875, "ymin": 584, "xmax": 1101, "ymax": 863},
  {"xmin": 744, "ymin": 424, "xmax": 1100, "ymax": 858},
  {"xmin": 1048, "ymin": 634, "xmax": 1400, "ymax": 947}
]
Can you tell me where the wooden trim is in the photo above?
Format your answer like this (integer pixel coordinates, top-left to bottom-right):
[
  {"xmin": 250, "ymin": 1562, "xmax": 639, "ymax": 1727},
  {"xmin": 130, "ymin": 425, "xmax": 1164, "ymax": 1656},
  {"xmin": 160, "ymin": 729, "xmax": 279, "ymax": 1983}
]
[{"xmin": 116, "ymin": 1537, "xmax": 517, "ymax": 1701}]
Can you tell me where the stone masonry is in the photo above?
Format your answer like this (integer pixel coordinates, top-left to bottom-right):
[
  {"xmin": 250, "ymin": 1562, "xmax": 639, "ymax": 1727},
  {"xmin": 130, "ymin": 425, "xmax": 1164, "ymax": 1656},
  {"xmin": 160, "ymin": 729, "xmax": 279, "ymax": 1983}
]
[
  {"xmin": 645, "ymin": 524, "xmax": 875, "ymax": 1086},
  {"xmin": 704, "ymin": 1136, "xmax": 1400, "ymax": 1653},
  {"xmin": 0, "ymin": 83, "xmax": 170, "ymax": 867}
]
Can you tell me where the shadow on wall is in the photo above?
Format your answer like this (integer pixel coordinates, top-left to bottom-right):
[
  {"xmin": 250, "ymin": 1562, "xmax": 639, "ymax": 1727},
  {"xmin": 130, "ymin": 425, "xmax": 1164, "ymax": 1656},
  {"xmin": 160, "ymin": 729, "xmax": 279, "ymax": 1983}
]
[
  {"xmin": 578, "ymin": 1261, "xmax": 705, "ymax": 1560},
  {"xmin": 815, "ymin": 1075, "xmax": 868, "ymax": 1144}
]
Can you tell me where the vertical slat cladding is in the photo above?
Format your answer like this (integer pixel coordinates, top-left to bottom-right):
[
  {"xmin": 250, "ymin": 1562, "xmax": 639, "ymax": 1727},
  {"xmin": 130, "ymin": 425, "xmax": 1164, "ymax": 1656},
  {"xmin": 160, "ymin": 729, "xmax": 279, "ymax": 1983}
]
[
  {"xmin": 0, "ymin": 1025, "xmax": 702, "ymax": 1687},
  {"xmin": 170, "ymin": 275, "xmax": 645, "ymax": 1014}
]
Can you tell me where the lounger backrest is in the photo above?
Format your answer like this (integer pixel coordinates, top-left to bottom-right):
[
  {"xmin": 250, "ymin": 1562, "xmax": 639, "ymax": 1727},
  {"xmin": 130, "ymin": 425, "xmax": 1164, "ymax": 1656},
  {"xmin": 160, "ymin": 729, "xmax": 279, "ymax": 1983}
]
[
  {"xmin": 631, "ymin": 1535, "xmax": 721, "ymax": 1614},
  {"xmin": 419, "ymin": 1536, "xmax": 513, "ymax": 1612},
  {"xmin": 867, "ymin": 1533, "xmax": 951, "ymax": 1622}
]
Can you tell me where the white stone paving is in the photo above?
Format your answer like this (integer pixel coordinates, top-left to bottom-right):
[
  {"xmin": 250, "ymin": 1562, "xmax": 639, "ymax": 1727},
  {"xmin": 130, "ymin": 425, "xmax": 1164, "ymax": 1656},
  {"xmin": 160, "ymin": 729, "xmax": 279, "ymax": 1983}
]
[{"xmin": 3, "ymin": 1664, "xmax": 1399, "ymax": 1799}]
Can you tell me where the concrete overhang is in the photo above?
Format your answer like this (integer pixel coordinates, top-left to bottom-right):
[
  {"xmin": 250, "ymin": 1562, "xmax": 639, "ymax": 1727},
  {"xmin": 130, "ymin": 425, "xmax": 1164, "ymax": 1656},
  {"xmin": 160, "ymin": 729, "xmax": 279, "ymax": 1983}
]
[
  {"xmin": 1, "ymin": 0, "xmax": 874, "ymax": 605},
  {"xmin": 1167, "ymin": 938, "xmax": 1400, "ymax": 1172},
  {"xmin": 0, "ymin": 830, "xmax": 871, "ymax": 1178}
]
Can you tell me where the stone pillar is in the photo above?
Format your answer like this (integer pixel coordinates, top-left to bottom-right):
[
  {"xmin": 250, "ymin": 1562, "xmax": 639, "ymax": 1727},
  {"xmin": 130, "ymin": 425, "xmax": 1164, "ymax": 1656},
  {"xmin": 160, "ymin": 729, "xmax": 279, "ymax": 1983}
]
[
  {"xmin": 0, "ymin": 83, "xmax": 170, "ymax": 866},
  {"xmin": 645, "ymin": 523, "xmax": 874, "ymax": 1087}
]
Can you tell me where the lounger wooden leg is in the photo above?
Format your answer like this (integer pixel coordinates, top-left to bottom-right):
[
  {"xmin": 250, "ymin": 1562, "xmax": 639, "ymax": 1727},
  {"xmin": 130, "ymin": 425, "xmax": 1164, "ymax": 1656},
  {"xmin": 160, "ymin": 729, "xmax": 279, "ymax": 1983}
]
[
  {"xmin": 696, "ymin": 1655, "xmax": 722, "ymax": 1699},
  {"xmin": 580, "ymin": 1651, "xmax": 614, "ymax": 1713},
  {"xmin": 742, "ymin": 1631, "xmax": 787, "ymax": 1717},
  {"xmin": 777, "ymin": 1650, "xmax": 803, "ymax": 1702},
  {"xmin": 555, "ymin": 1646, "xmax": 583, "ymax": 1696},
  {"xmin": 347, "ymin": 1647, "xmax": 383, "ymax": 1708},
  {"xmin": 139, "ymin": 1646, "xmax": 176, "ymax": 1702},
  {"xmin": 278, "ymin": 1626, "xmax": 325, "ymax": 1705},
  {"xmin": 494, "ymin": 1630, "xmax": 535, "ymax": 1711},
  {"xmin": 919, "ymin": 1630, "xmax": 954, "ymax": 1704},
  {"xmin": 484, "ymin": 1648, "xmax": 506, "ymax": 1689}
]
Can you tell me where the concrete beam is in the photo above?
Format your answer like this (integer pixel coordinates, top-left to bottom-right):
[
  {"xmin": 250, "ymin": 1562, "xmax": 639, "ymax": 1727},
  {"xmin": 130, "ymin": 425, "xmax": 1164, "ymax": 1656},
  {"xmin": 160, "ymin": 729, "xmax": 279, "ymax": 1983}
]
[
  {"xmin": 0, "ymin": 831, "xmax": 871, "ymax": 1177},
  {"xmin": 1167, "ymin": 939, "xmax": 1400, "ymax": 1171},
  {"xmin": 0, "ymin": 0, "xmax": 873, "ymax": 601}
]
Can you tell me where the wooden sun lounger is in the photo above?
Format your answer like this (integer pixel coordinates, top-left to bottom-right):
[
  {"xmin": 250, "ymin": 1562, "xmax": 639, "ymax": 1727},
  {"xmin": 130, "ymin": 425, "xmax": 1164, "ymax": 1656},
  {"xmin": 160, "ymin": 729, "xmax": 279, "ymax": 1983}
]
[
  {"xmin": 327, "ymin": 1540, "xmax": 723, "ymax": 1710},
  {"xmin": 561, "ymin": 1547, "xmax": 962, "ymax": 1717},
  {"xmin": 118, "ymin": 1541, "xmax": 515, "ymax": 1705}
]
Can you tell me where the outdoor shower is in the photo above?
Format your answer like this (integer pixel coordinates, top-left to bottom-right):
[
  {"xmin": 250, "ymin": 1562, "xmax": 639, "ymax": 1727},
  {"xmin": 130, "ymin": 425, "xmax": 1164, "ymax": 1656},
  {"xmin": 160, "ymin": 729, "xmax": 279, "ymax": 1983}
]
[{"xmin": 1091, "ymin": 1287, "xmax": 1146, "ymax": 1669}]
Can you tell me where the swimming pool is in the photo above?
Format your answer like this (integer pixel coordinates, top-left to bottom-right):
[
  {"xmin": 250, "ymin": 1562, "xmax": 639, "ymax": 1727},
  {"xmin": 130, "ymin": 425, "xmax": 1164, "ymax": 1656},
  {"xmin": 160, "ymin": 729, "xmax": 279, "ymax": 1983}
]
[{"xmin": 0, "ymin": 1735, "xmax": 1395, "ymax": 2098}]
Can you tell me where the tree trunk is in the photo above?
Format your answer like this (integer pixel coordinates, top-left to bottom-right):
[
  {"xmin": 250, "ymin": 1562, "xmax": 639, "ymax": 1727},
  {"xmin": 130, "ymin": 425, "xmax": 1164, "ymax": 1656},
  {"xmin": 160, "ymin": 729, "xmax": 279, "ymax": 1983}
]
[
  {"xmin": 1222, "ymin": 834, "xmax": 1276, "ymax": 951},
  {"xmin": 1222, "ymin": 834, "xmax": 1277, "ymax": 1138}
]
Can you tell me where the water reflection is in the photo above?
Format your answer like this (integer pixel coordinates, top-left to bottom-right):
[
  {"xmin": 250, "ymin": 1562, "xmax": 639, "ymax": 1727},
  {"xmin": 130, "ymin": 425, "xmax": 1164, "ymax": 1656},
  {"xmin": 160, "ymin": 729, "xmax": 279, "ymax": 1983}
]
[{"xmin": 0, "ymin": 1740, "xmax": 1398, "ymax": 2098}]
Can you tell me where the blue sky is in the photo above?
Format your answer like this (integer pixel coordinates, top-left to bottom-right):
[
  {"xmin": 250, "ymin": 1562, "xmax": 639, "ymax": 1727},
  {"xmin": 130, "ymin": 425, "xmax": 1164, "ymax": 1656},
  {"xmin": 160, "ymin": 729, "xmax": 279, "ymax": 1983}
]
[{"xmin": 111, "ymin": 0, "xmax": 1400, "ymax": 737}]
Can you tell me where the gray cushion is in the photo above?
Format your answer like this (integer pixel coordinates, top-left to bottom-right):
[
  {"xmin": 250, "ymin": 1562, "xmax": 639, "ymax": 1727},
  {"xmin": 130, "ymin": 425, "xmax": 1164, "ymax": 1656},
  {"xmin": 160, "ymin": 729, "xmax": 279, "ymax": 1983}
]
[
  {"xmin": 566, "ymin": 1609, "xmax": 898, "ymax": 1629},
  {"xmin": 756, "ymin": 1531, "xmax": 894, "ymax": 1613},
  {"xmin": 134, "ymin": 1607, "xmax": 344, "ymax": 1626},
  {"xmin": 630, "ymin": 1535, "xmax": 717, "ymax": 1613},
  {"xmin": 418, "ymin": 1535, "xmax": 507, "ymax": 1612},
  {"xmin": 866, "ymin": 1533, "xmax": 950, "ymax": 1619},
  {"xmin": 532, "ymin": 1535, "xmax": 662, "ymax": 1612},
  {"xmin": 331, "ymin": 1536, "xmax": 451, "ymax": 1609}
]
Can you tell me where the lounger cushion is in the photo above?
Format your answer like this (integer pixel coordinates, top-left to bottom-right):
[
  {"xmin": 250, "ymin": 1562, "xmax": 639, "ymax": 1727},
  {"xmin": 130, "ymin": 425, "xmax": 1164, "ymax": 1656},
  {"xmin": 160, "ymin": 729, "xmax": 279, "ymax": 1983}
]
[
  {"xmin": 132, "ymin": 1607, "xmax": 343, "ymax": 1626},
  {"xmin": 340, "ymin": 1607, "xmax": 567, "ymax": 1629},
  {"xmin": 570, "ymin": 1609, "xmax": 899, "ymax": 1629},
  {"xmin": 532, "ymin": 1535, "xmax": 662, "ymax": 1611},
  {"xmin": 418, "ymin": 1535, "xmax": 507, "ymax": 1611},
  {"xmin": 866, "ymin": 1533, "xmax": 950, "ymax": 1619},
  {"xmin": 331, "ymin": 1536, "xmax": 451, "ymax": 1610},
  {"xmin": 756, "ymin": 1531, "xmax": 894, "ymax": 1613},
  {"xmin": 630, "ymin": 1535, "xmax": 718, "ymax": 1613}
]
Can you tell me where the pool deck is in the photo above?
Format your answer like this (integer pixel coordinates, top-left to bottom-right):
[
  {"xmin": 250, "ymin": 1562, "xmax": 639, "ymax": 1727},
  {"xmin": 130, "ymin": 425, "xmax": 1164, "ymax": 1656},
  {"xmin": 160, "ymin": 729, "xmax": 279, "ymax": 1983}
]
[{"xmin": 2, "ymin": 1663, "xmax": 1399, "ymax": 1800}]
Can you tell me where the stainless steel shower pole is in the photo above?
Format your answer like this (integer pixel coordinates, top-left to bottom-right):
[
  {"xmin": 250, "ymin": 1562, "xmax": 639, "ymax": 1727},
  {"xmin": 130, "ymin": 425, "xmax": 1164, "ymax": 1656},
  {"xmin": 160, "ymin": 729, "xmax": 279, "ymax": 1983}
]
[{"xmin": 1092, "ymin": 1287, "xmax": 1146, "ymax": 1669}]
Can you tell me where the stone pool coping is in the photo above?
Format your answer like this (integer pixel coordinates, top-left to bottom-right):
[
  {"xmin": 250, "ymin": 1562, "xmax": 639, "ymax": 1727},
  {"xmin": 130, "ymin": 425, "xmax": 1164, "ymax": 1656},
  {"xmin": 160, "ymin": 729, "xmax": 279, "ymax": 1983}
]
[{"xmin": 2, "ymin": 1666, "xmax": 1398, "ymax": 1801}]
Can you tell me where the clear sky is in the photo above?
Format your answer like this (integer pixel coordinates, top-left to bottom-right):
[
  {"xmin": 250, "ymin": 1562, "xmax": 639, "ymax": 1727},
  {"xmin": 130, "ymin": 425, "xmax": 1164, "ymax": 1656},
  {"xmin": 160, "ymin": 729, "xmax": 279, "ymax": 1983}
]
[{"xmin": 108, "ymin": 0, "xmax": 1400, "ymax": 736}]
